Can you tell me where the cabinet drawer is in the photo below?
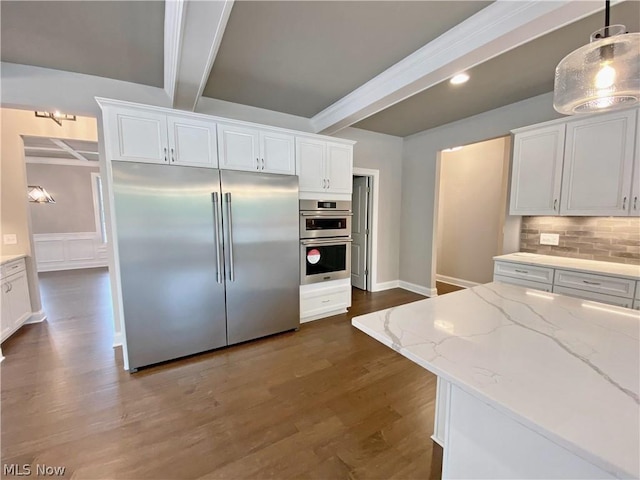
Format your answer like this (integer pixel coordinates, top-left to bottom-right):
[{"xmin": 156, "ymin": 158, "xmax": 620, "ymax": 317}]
[
  {"xmin": 493, "ymin": 274, "xmax": 552, "ymax": 292},
  {"xmin": 300, "ymin": 288, "xmax": 349, "ymax": 318},
  {"xmin": 553, "ymin": 285, "xmax": 633, "ymax": 309},
  {"xmin": 554, "ymin": 269, "xmax": 635, "ymax": 299},
  {"xmin": 633, "ymin": 300, "xmax": 640, "ymax": 311},
  {"xmin": 493, "ymin": 261, "xmax": 554, "ymax": 284},
  {"xmin": 636, "ymin": 281, "xmax": 640, "ymax": 300},
  {"xmin": 1, "ymin": 258, "xmax": 26, "ymax": 281}
]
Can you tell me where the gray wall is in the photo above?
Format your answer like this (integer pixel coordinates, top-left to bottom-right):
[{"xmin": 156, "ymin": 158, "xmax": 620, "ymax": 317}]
[
  {"xmin": 26, "ymin": 163, "xmax": 100, "ymax": 234},
  {"xmin": 333, "ymin": 127, "xmax": 403, "ymax": 284},
  {"xmin": 436, "ymin": 137, "xmax": 509, "ymax": 284},
  {"xmin": 400, "ymin": 92, "xmax": 563, "ymax": 290}
]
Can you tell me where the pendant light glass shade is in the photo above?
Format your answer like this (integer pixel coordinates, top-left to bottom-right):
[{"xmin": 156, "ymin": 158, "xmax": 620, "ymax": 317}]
[{"xmin": 553, "ymin": 25, "xmax": 640, "ymax": 115}]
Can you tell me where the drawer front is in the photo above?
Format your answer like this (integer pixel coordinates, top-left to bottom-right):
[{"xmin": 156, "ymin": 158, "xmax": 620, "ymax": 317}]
[
  {"xmin": 553, "ymin": 285, "xmax": 633, "ymax": 309},
  {"xmin": 633, "ymin": 300, "xmax": 640, "ymax": 311},
  {"xmin": 636, "ymin": 281, "xmax": 640, "ymax": 301},
  {"xmin": 493, "ymin": 261, "xmax": 554, "ymax": 284},
  {"xmin": 1, "ymin": 258, "xmax": 26, "ymax": 281},
  {"xmin": 493, "ymin": 274, "xmax": 552, "ymax": 292},
  {"xmin": 301, "ymin": 288, "xmax": 349, "ymax": 318},
  {"xmin": 554, "ymin": 269, "xmax": 635, "ymax": 299}
]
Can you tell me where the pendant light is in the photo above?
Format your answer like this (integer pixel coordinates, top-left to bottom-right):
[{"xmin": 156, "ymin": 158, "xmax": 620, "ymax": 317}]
[{"xmin": 553, "ymin": 0, "xmax": 640, "ymax": 115}]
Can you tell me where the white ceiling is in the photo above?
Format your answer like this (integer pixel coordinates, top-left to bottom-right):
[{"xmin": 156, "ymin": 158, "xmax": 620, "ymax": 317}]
[
  {"xmin": 0, "ymin": 1, "xmax": 165, "ymax": 87},
  {"xmin": 23, "ymin": 136, "xmax": 99, "ymax": 162},
  {"xmin": 2, "ymin": 1, "xmax": 636, "ymax": 137}
]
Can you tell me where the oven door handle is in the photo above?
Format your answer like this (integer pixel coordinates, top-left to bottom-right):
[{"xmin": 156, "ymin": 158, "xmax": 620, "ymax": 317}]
[
  {"xmin": 301, "ymin": 238, "xmax": 353, "ymax": 246},
  {"xmin": 300, "ymin": 212, "xmax": 353, "ymax": 217}
]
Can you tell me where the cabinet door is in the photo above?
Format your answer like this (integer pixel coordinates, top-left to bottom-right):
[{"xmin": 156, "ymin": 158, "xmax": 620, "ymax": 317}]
[
  {"xmin": 1, "ymin": 282, "xmax": 12, "ymax": 341},
  {"xmin": 8, "ymin": 271, "xmax": 31, "ymax": 327},
  {"xmin": 509, "ymin": 125, "xmax": 565, "ymax": 215},
  {"xmin": 630, "ymin": 110, "xmax": 640, "ymax": 216},
  {"xmin": 167, "ymin": 116, "xmax": 218, "ymax": 168},
  {"xmin": 260, "ymin": 131, "xmax": 295, "ymax": 175},
  {"xmin": 326, "ymin": 143, "xmax": 353, "ymax": 194},
  {"xmin": 296, "ymin": 138, "xmax": 326, "ymax": 193},
  {"xmin": 105, "ymin": 107, "xmax": 169, "ymax": 164},
  {"xmin": 217, "ymin": 124, "xmax": 260, "ymax": 172},
  {"xmin": 561, "ymin": 109, "xmax": 637, "ymax": 216}
]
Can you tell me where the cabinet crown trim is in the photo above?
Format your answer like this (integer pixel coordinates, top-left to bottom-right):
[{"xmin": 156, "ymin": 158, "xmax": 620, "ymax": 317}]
[{"xmin": 510, "ymin": 106, "xmax": 639, "ymax": 134}]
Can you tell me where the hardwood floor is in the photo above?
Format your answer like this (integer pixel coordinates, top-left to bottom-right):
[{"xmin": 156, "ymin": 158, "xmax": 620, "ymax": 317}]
[
  {"xmin": 435, "ymin": 281, "xmax": 465, "ymax": 296},
  {"xmin": 2, "ymin": 269, "xmax": 443, "ymax": 479}
]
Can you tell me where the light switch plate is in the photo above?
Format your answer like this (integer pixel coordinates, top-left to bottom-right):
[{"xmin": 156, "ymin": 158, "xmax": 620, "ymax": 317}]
[
  {"xmin": 540, "ymin": 233, "xmax": 559, "ymax": 246},
  {"xmin": 3, "ymin": 234, "xmax": 17, "ymax": 245}
]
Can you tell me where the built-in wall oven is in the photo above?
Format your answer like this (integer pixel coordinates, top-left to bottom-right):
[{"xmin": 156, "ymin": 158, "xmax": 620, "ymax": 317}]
[{"xmin": 300, "ymin": 200, "xmax": 352, "ymax": 285}]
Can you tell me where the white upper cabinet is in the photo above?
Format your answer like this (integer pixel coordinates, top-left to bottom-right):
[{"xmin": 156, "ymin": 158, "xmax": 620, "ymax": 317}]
[
  {"xmin": 561, "ymin": 109, "xmax": 637, "ymax": 216},
  {"xmin": 103, "ymin": 105, "xmax": 218, "ymax": 168},
  {"xmin": 218, "ymin": 124, "xmax": 295, "ymax": 175},
  {"xmin": 106, "ymin": 107, "xmax": 169, "ymax": 164},
  {"xmin": 217, "ymin": 124, "xmax": 260, "ymax": 171},
  {"xmin": 629, "ymin": 110, "xmax": 640, "ymax": 217},
  {"xmin": 297, "ymin": 138, "xmax": 353, "ymax": 196},
  {"xmin": 261, "ymin": 131, "xmax": 295, "ymax": 175},
  {"xmin": 509, "ymin": 124, "xmax": 565, "ymax": 215},
  {"xmin": 167, "ymin": 115, "xmax": 218, "ymax": 168}
]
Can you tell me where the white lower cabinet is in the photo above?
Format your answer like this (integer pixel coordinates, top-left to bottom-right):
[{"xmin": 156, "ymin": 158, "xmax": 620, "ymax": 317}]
[
  {"xmin": 300, "ymin": 279, "xmax": 351, "ymax": 322},
  {"xmin": 552, "ymin": 285, "xmax": 633, "ymax": 309},
  {"xmin": 493, "ymin": 274, "xmax": 552, "ymax": 292},
  {"xmin": 633, "ymin": 300, "xmax": 640, "ymax": 311},
  {"xmin": 1, "ymin": 258, "xmax": 32, "ymax": 343}
]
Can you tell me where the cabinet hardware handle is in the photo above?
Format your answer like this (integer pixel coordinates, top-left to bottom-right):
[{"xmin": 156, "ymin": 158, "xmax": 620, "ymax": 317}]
[
  {"xmin": 170, "ymin": 148, "xmax": 175, "ymax": 162},
  {"xmin": 327, "ymin": 178, "xmax": 330, "ymax": 189},
  {"xmin": 515, "ymin": 269, "xmax": 529, "ymax": 274},
  {"xmin": 582, "ymin": 280, "xmax": 601, "ymax": 285},
  {"xmin": 623, "ymin": 196, "xmax": 627, "ymax": 210},
  {"xmin": 634, "ymin": 196, "xmax": 638, "ymax": 210},
  {"xmin": 163, "ymin": 147, "xmax": 168, "ymax": 162},
  {"xmin": 256, "ymin": 158, "xmax": 260, "ymax": 170},
  {"xmin": 322, "ymin": 299, "xmax": 331, "ymax": 303},
  {"xmin": 261, "ymin": 158, "xmax": 265, "ymax": 170},
  {"xmin": 322, "ymin": 179, "xmax": 326, "ymax": 189},
  {"xmin": 553, "ymin": 199, "xmax": 557, "ymax": 211}
]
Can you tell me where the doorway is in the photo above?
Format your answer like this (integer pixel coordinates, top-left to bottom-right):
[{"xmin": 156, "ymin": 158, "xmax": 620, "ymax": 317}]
[{"xmin": 351, "ymin": 168, "xmax": 379, "ymax": 292}]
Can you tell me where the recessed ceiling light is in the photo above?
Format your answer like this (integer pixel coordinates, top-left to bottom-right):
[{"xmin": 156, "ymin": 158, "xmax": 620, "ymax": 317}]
[
  {"xmin": 450, "ymin": 73, "xmax": 469, "ymax": 85},
  {"xmin": 442, "ymin": 146, "xmax": 463, "ymax": 152}
]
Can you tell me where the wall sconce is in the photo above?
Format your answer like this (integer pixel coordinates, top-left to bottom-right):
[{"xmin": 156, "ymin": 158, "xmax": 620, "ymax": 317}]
[
  {"xmin": 27, "ymin": 186, "xmax": 56, "ymax": 204},
  {"xmin": 34, "ymin": 111, "xmax": 77, "ymax": 126}
]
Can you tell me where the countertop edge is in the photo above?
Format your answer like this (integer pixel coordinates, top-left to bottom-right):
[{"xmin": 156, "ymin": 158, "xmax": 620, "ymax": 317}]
[
  {"xmin": 351, "ymin": 317, "xmax": 633, "ymax": 479},
  {"xmin": 1, "ymin": 253, "xmax": 27, "ymax": 266}
]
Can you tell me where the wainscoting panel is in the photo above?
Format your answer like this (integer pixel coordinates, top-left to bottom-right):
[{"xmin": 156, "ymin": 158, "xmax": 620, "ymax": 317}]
[{"xmin": 34, "ymin": 233, "xmax": 108, "ymax": 272}]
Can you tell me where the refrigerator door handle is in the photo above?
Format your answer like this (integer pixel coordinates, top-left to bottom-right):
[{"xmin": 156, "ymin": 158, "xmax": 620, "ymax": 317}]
[
  {"xmin": 224, "ymin": 192, "xmax": 235, "ymax": 282},
  {"xmin": 211, "ymin": 192, "xmax": 223, "ymax": 284}
]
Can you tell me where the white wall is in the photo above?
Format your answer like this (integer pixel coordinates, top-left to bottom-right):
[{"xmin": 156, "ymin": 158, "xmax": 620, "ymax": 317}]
[
  {"xmin": 436, "ymin": 137, "xmax": 509, "ymax": 285},
  {"xmin": 400, "ymin": 92, "xmax": 562, "ymax": 291}
]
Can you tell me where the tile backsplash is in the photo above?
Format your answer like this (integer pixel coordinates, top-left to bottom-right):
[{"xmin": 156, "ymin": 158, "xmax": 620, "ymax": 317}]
[{"xmin": 520, "ymin": 217, "xmax": 640, "ymax": 265}]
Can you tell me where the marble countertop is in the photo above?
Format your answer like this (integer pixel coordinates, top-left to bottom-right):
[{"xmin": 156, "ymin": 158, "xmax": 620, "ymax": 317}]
[
  {"xmin": 1, "ymin": 253, "xmax": 27, "ymax": 265},
  {"xmin": 495, "ymin": 253, "xmax": 640, "ymax": 280},
  {"xmin": 352, "ymin": 282, "xmax": 639, "ymax": 479}
]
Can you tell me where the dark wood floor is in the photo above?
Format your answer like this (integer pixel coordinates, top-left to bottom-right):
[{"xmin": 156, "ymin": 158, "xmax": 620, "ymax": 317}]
[{"xmin": 1, "ymin": 269, "xmax": 443, "ymax": 479}]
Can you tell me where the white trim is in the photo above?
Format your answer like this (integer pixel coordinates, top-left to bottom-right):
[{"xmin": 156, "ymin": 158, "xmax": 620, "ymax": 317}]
[
  {"xmin": 113, "ymin": 331, "xmax": 123, "ymax": 348},
  {"xmin": 436, "ymin": 274, "xmax": 480, "ymax": 290},
  {"xmin": 353, "ymin": 167, "xmax": 380, "ymax": 293},
  {"xmin": 310, "ymin": 1, "xmax": 607, "ymax": 134},
  {"xmin": 164, "ymin": 0, "xmax": 186, "ymax": 103},
  {"xmin": 90, "ymin": 172, "xmax": 107, "ymax": 243},
  {"xmin": 300, "ymin": 308, "xmax": 348, "ymax": 323},
  {"xmin": 399, "ymin": 280, "xmax": 437, "ymax": 298},
  {"xmin": 49, "ymin": 138, "xmax": 90, "ymax": 162},
  {"xmin": 371, "ymin": 280, "xmax": 400, "ymax": 292},
  {"xmin": 26, "ymin": 309, "xmax": 47, "ymax": 324},
  {"xmin": 33, "ymin": 233, "xmax": 108, "ymax": 272},
  {"xmin": 25, "ymin": 156, "xmax": 100, "ymax": 167}
]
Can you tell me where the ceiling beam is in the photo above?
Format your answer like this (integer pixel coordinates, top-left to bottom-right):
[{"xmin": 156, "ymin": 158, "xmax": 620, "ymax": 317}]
[
  {"xmin": 165, "ymin": 0, "xmax": 234, "ymax": 111},
  {"xmin": 49, "ymin": 138, "xmax": 90, "ymax": 162},
  {"xmin": 310, "ymin": 0, "xmax": 612, "ymax": 135}
]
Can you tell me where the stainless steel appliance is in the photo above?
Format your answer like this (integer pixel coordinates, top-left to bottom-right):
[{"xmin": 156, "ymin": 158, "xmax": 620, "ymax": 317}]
[
  {"xmin": 299, "ymin": 200, "xmax": 352, "ymax": 285},
  {"xmin": 112, "ymin": 162, "xmax": 299, "ymax": 371},
  {"xmin": 299, "ymin": 199, "xmax": 352, "ymax": 239}
]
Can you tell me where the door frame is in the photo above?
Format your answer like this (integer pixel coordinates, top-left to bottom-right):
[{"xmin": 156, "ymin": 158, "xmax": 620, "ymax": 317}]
[{"xmin": 352, "ymin": 167, "xmax": 379, "ymax": 292}]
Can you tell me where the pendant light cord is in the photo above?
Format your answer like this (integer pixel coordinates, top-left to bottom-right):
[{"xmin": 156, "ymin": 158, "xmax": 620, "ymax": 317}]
[{"xmin": 604, "ymin": 0, "xmax": 610, "ymax": 37}]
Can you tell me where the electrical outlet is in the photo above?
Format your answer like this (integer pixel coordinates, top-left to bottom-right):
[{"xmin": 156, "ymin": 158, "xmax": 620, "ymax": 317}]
[
  {"xmin": 3, "ymin": 234, "xmax": 17, "ymax": 245},
  {"xmin": 540, "ymin": 233, "xmax": 559, "ymax": 246}
]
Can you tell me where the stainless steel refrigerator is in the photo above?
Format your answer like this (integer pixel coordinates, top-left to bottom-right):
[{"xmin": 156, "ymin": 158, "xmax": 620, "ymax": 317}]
[{"xmin": 111, "ymin": 162, "xmax": 300, "ymax": 371}]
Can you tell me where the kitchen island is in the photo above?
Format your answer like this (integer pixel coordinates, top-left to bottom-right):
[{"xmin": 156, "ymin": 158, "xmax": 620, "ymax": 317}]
[{"xmin": 352, "ymin": 282, "xmax": 639, "ymax": 479}]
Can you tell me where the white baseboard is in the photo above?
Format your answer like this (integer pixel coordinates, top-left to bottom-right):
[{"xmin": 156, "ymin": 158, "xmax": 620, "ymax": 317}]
[
  {"xmin": 436, "ymin": 274, "xmax": 480, "ymax": 290},
  {"xmin": 113, "ymin": 331, "xmax": 123, "ymax": 348},
  {"xmin": 26, "ymin": 309, "xmax": 47, "ymax": 324},
  {"xmin": 34, "ymin": 233, "xmax": 108, "ymax": 272},
  {"xmin": 398, "ymin": 280, "xmax": 437, "ymax": 297},
  {"xmin": 371, "ymin": 280, "xmax": 400, "ymax": 292}
]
